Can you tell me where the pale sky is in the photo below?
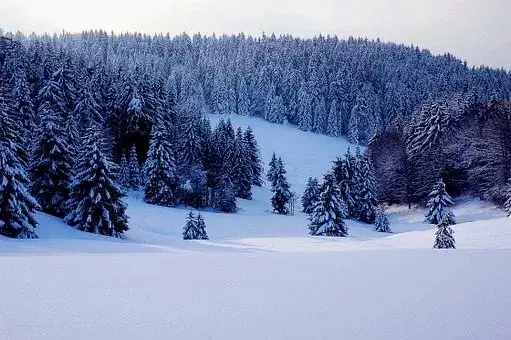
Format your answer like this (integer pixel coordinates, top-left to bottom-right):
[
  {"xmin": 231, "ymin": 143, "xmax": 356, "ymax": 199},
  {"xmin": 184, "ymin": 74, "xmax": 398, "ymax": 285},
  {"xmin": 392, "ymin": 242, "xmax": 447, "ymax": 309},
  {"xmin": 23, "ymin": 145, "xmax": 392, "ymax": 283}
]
[{"xmin": 1, "ymin": 0, "xmax": 510, "ymax": 70}]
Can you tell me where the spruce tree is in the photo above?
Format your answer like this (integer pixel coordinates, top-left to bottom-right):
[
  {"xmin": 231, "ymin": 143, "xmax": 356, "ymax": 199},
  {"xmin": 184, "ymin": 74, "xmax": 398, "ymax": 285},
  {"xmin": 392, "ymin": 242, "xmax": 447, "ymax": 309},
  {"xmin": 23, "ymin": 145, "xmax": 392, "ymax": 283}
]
[
  {"xmin": 271, "ymin": 158, "xmax": 292, "ymax": 215},
  {"xmin": 231, "ymin": 128, "xmax": 252, "ymax": 199},
  {"xmin": 213, "ymin": 170, "xmax": 237, "ymax": 213},
  {"xmin": 127, "ymin": 144, "xmax": 141, "ymax": 190},
  {"xmin": 504, "ymin": 178, "xmax": 511, "ymax": 216},
  {"xmin": 332, "ymin": 155, "xmax": 355, "ymax": 218},
  {"xmin": 116, "ymin": 153, "xmax": 130, "ymax": 190},
  {"xmin": 65, "ymin": 124, "xmax": 129, "ymax": 238},
  {"xmin": 267, "ymin": 152, "xmax": 278, "ymax": 186},
  {"xmin": 302, "ymin": 177, "xmax": 320, "ymax": 214},
  {"xmin": 308, "ymin": 173, "xmax": 348, "ymax": 237},
  {"xmin": 433, "ymin": 220, "xmax": 456, "ymax": 249},
  {"xmin": 243, "ymin": 126, "xmax": 263, "ymax": 186},
  {"xmin": 182, "ymin": 211, "xmax": 209, "ymax": 240},
  {"xmin": 373, "ymin": 208, "xmax": 392, "ymax": 233},
  {"xmin": 357, "ymin": 156, "xmax": 378, "ymax": 223},
  {"xmin": 144, "ymin": 123, "xmax": 178, "ymax": 207},
  {"xmin": 425, "ymin": 179, "xmax": 456, "ymax": 225},
  {"xmin": 0, "ymin": 74, "xmax": 39, "ymax": 239},
  {"xmin": 30, "ymin": 103, "xmax": 72, "ymax": 217}
]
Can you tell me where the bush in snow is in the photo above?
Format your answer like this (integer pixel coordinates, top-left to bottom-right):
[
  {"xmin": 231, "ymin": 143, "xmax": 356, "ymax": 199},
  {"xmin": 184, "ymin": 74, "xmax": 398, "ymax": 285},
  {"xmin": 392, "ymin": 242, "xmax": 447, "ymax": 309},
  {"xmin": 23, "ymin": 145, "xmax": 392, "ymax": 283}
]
[
  {"xmin": 425, "ymin": 179, "xmax": 456, "ymax": 225},
  {"xmin": 65, "ymin": 124, "xmax": 129, "ymax": 238},
  {"xmin": 182, "ymin": 211, "xmax": 209, "ymax": 240},
  {"xmin": 433, "ymin": 220, "xmax": 456, "ymax": 249},
  {"xmin": 308, "ymin": 172, "xmax": 349, "ymax": 237},
  {"xmin": 373, "ymin": 208, "xmax": 392, "ymax": 233}
]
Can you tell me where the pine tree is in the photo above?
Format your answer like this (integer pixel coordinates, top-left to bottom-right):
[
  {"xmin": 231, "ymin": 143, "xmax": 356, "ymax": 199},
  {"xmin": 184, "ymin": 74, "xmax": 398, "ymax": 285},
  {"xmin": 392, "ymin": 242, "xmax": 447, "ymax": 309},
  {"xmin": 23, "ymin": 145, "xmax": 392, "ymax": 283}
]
[
  {"xmin": 231, "ymin": 128, "xmax": 252, "ymax": 199},
  {"xmin": 195, "ymin": 213, "xmax": 209, "ymax": 240},
  {"xmin": 373, "ymin": 208, "xmax": 391, "ymax": 233},
  {"xmin": 116, "ymin": 153, "xmax": 130, "ymax": 189},
  {"xmin": 308, "ymin": 173, "xmax": 348, "ymax": 237},
  {"xmin": 271, "ymin": 158, "xmax": 292, "ymax": 215},
  {"xmin": 332, "ymin": 155, "xmax": 355, "ymax": 218},
  {"xmin": 30, "ymin": 104, "xmax": 72, "ymax": 217},
  {"xmin": 182, "ymin": 211, "xmax": 209, "ymax": 240},
  {"xmin": 0, "ymin": 74, "xmax": 38, "ymax": 239},
  {"xmin": 267, "ymin": 152, "xmax": 278, "ymax": 186},
  {"xmin": 425, "ymin": 179, "xmax": 456, "ymax": 225},
  {"xmin": 504, "ymin": 178, "xmax": 511, "ymax": 216},
  {"xmin": 127, "ymin": 144, "xmax": 141, "ymax": 190},
  {"xmin": 65, "ymin": 124, "xmax": 129, "ymax": 238},
  {"xmin": 243, "ymin": 126, "xmax": 263, "ymax": 186},
  {"xmin": 213, "ymin": 165, "xmax": 237, "ymax": 213},
  {"xmin": 144, "ymin": 123, "xmax": 178, "ymax": 207},
  {"xmin": 433, "ymin": 220, "xmax": 456, "ymax": 249},
  {"xmin": 357, "ymin": 156, "xmax": 378, "ymax": 223},
  {"xmin": 302, "ymin": 177, "xmax": 320, "ymax": 214}
]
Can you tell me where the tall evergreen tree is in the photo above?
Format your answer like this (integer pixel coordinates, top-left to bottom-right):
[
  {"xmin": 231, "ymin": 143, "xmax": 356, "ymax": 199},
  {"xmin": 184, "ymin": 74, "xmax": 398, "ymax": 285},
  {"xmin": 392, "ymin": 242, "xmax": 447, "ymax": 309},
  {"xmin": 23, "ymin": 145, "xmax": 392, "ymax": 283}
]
[
  {"xmin": 271, "ymin": 158, "xmax": 292, "ymax": 215},
  {"xmin": 308, "ymin": 173, "xmax": 348, "ymax": 237},
  {"xmin": 0, "ymin": 79, "xmax": 39, "ymax": 238},
  {"xmin": 231, "ymin": 128, "xmax": 252, "ymax": 199},
  {"xmin": 213, "ymin": 170, "xmax": 237, "ymax": 213},
  {"xmin": 243, "ymin": 126, "xmax": 263, "ymax": 186},
  {"xmin": 30, "ymin": 104, "xmax": 72, "ymax": 217},
  {"xmin": 425, "ymin": 179, "xmax": 456, "ymax": 225},
  {"xmin": 65, "ymin": 124, "xmax": 129, "ymax": 238},
  {"xmin": 504, "ymin": 178, "xmax": 511, "ymax": 216},
  {"xmin": 144, "ymin": 123, "xmax": 178, "ymax": 207},
  {"xmin": 433, "ymin": 220, "xmax": 456, "ymax": 249},
  {"xmin": 357, "ymin": 156, "xmax": 378, "ymax": 223},
  {"xmin": 267, "ymin": 152, "xmax": 278, "ymax": 186},
  {"xmin": 302, "ymin": 177, "xmax": 320, "ymax": 214}
]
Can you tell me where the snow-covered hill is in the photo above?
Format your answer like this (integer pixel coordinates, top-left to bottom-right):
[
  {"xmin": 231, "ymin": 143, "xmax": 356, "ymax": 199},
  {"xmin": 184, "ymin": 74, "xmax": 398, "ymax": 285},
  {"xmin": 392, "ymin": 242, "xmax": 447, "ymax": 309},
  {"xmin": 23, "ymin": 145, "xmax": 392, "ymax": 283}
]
[{"xmin": 1, "ymin": 114, "xmax": 510, "ymax": 340}]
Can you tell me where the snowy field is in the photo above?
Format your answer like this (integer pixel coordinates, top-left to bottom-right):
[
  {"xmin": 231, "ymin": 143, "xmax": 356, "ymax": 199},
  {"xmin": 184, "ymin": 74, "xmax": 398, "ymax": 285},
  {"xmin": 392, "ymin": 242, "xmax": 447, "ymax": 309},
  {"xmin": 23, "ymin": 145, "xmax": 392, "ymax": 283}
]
[{"xmin": 1, "ymin": 114, "xmax": 511, "ymax": 339}]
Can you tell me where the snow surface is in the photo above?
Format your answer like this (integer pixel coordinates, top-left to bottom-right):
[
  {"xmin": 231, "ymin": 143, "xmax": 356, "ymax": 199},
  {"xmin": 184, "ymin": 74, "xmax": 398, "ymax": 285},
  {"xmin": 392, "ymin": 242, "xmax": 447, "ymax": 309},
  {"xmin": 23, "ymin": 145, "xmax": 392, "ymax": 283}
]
[{"xmin": 1, "ymin": 114, "xmax": 511, "ymax": 339}]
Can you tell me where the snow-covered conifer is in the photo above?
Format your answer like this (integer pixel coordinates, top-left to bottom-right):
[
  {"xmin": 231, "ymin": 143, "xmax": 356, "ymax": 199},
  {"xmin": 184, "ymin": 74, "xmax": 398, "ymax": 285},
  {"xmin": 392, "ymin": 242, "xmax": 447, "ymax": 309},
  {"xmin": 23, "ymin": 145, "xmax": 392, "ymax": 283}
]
[
  {"xmin": 357, "ymin": 156, "xmax": 378, "ymax": 223},
  {"xmin": 433, "ymin": 220, "xmax": 456, "ymax": 249},
  {"xmin": 504, "ymin": 178, "xmax": 511, "ymax": 216},
  {"xmin": 302, "ymin": 177, "xmax": 320, "ymax": 214},
  {"xmin": 267, "ymin": 152, "xmax": 278, "ymax": 186},
  {"xmin": 195, "ymin": 213, "xmax": 209, "ymax": 240},
  {"xmin": 127, "ymin": 144, "xmax": 141, "ymax": 190},
  {"xmin": 425, "ymin": 179, "xmax": 456, "ymax": 225},
  {"xmin": 308, "ymin": 172, "xmax": 348, "ymax": 237},
  {"xmin": 271, "ymin": 158, "xmax": 292, "ymax": 215},
  {"xmin": 30, "ymin": 104, "xmax": 72, "ymax": 217},
  {"xmin": 65, "ymin": 123, "xmax": 129, "ymax": 238},
  {"xmin": 213, "ymin": 171, "xmax": 237, "ymax": 213},
  {"xmin": 116, "ymin": 153, "xmax": 130, "ymax": 189},
  {"xmin": 373, "ymin": 208, "xmax": 391, "ymax": 233},
  {"xmin": 144, "ymin": 123, "xmax": 178, "ymax": 206},
  {"xmin": 231, "ymin": 128, "xmax": 252, "ymax": 199},
  {"xmin": 243, "ymin": 126, "xmax": 263, "ymax": 186}
]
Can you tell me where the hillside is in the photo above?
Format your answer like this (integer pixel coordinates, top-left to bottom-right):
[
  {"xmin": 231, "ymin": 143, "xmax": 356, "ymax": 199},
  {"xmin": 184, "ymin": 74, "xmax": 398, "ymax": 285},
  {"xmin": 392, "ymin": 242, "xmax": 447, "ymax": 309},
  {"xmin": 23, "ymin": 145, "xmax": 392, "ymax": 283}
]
[{"xmin": 1, "ymin": 115, "xmax": 510, "ymax": 340}]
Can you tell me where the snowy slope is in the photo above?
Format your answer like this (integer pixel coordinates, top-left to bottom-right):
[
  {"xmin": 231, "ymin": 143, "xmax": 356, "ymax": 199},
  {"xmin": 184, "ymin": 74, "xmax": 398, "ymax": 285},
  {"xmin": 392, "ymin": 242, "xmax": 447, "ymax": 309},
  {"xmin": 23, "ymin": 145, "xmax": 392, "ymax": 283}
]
[{"xmin": 1, "ymin": 114, "xmax": 511, "ymax": 340}]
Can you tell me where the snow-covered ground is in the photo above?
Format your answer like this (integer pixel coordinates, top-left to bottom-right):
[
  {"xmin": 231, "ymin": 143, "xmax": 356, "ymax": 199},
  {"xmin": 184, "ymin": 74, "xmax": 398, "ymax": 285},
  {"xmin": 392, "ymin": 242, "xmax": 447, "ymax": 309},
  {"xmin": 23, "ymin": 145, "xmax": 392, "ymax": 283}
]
[{"xmin": 1, "ymin": 114, "xmax": 510, "ymax": 339}]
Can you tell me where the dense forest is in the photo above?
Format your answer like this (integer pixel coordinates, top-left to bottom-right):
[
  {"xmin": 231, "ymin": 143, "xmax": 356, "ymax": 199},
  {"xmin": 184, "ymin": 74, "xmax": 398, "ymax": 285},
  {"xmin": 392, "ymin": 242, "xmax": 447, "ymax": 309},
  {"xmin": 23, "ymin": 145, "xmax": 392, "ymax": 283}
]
[{"xmin": 1, "ymin": 31, "xmax": 510, "ymax": 239}]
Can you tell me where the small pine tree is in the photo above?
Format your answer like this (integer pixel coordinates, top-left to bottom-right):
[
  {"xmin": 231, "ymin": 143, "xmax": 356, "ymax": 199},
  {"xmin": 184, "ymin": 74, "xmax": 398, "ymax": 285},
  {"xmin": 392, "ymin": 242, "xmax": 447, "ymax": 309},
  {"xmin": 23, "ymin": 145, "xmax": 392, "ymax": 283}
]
[
  {"xmin": 213, "ymin": 171, "xmax": 237, "ymax": 213},
  {"xmin": 144, "ymin": 123, "xmax": 179, "ymax": 207},
  {"xmin": 357, "ymin": 156, "xmax": 378, "ymax": 223},
  {"xmin": 271, "ymin": 158, "xmax": 292, "ymax": 215},
  {"xmin": 116, "ymin": 154, "xmax": 130, "ymax": 189},
  {"xmin": 65, "ymin": 124, "xmax": 129, "ymax": 238},
  {"xmin": 504, "ymin": 178, "xmax": 511, "ymax": 216},
  {"xmin": 182, "ymin": 212, "xmax": 209, "ymax": 240},
  {"xmin": 30, "ymin": 104, "xmax": 72, "ymax": 217},
  {"xmin": 373, "ymin": 208, "xmax": 392, "ymax": 233},
  {"xmin": 308, "ymin": 173, "xmax": 349, "ymax": 237},
  {"xmin": 425, "ymin": 179, "xmax": 456, "ymax": 225},
  {"xmin": 302, "ymin": 177, "xmax": 320, "ymax": 214},
  {"xmin": 267, "ymin": 152, "xmax": 278, "ymax": 186},
  {"xmin": 195, "ymin": 213, "xmax": 209, "ymax": 240},
  {"xmin": 127, "ymin": 144, "xmax": 141, "ymax": 190},
  {"xmin": 433, "ymin": 220, "xmax": 456, "ymax": 249}
]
